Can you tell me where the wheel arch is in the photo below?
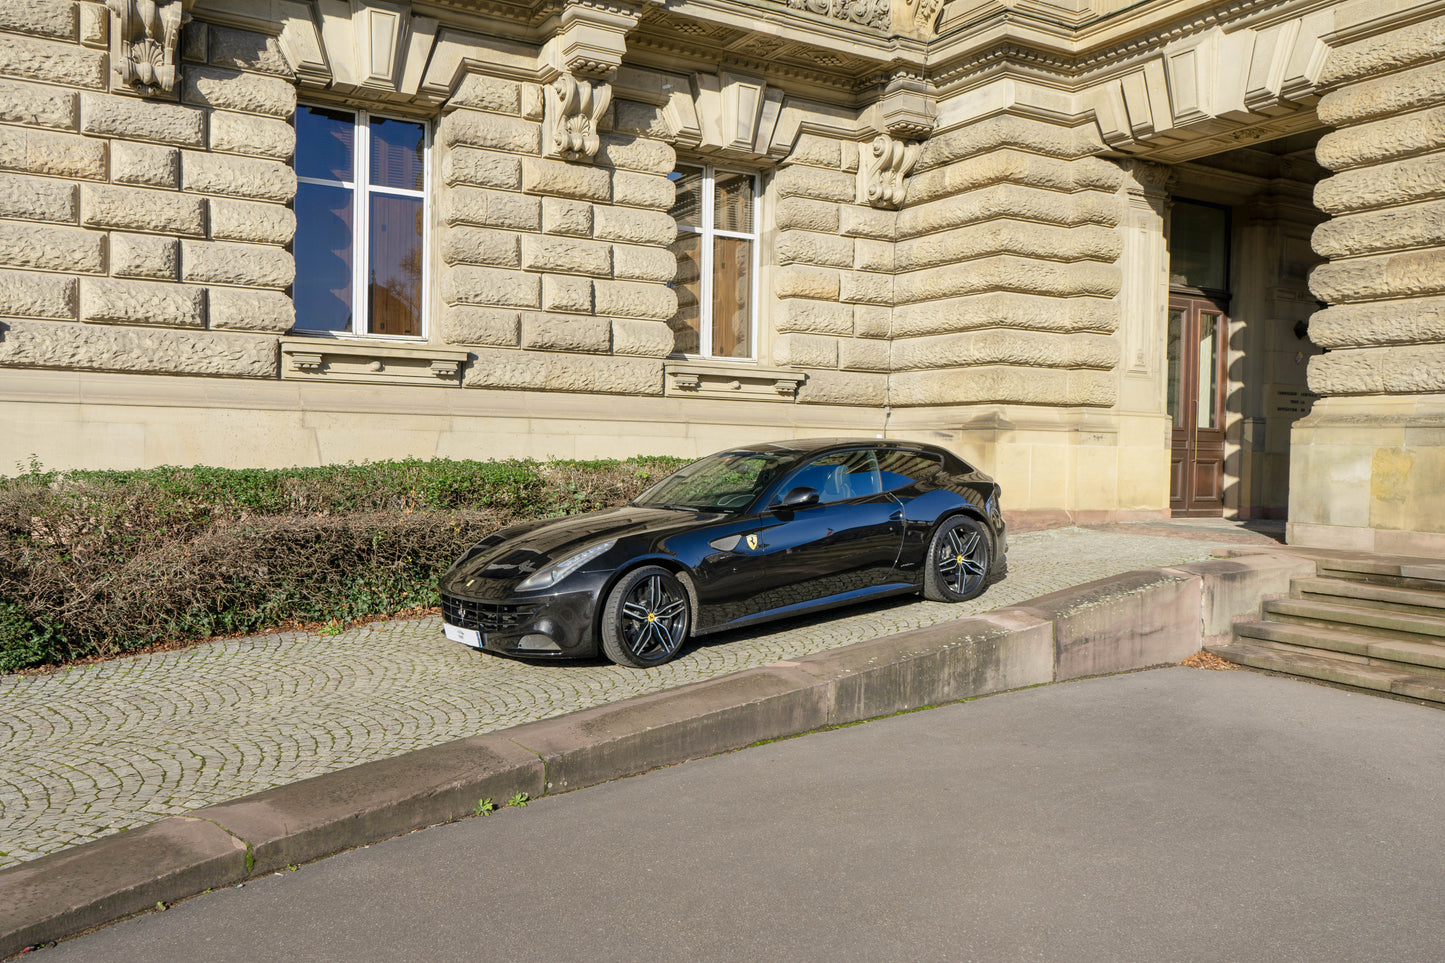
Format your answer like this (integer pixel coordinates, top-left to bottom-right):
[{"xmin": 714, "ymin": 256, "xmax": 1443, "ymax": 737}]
[{"xmin": 591, "ymin": 556, "xmax": 700, "ymax": 643}]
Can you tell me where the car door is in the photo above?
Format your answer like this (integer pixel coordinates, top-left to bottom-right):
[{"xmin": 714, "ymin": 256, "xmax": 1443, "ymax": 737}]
[{"xmin": 696, "ymin": 449, "xmax": 905, "ymax": 625}]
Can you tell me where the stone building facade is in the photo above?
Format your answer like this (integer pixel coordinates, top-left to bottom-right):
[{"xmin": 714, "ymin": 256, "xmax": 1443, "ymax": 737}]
[{"xmin": 1, "ymin": 0, "xmax": 1443, "ymax": 551}]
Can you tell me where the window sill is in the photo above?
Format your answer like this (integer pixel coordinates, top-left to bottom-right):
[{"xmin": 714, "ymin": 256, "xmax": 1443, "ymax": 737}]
[
  {"xmin": 664, "ymin": 361, "xmax": 804, "ymax": 402},
  {"xmin": 280, "ymin": 337, "xmax": 468, "ymax": 387}
]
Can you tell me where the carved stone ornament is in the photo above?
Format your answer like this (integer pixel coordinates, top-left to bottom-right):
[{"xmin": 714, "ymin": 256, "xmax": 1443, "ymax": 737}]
[
  {"xmin": 785, "ymin": 0, "xmax": 890, "ymax": 31},
  {"xmin": 546, "ymin": 72, "xmax": 612, "ymax": 162},
  {"xmin": 865, "ymin": 134, "xmax": 920, "ymax": 210},
  {"xmin": 106, "ymin": 0, "xmax": 196, "ymax": 95}
]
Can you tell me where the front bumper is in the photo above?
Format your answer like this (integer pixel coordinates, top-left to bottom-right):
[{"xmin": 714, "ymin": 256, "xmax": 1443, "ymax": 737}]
[{"xmin": 440, "ymin": 586, "xmax": 600, "ymax": 658}]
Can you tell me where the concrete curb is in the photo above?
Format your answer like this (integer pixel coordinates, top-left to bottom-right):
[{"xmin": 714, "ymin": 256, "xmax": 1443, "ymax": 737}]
[{"xmin": 0, "ymin": 551, "xmax": 1316, "ymax": 958}]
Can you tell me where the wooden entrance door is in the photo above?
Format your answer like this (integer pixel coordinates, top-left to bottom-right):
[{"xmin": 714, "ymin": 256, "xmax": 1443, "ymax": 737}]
[{"xmin": 1167, "ymin": 296, "xmax": 1227, "ymax": 516}]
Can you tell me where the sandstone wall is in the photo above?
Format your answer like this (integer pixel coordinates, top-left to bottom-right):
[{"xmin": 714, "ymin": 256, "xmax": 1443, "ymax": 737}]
[{"xmin": 0, "ymin": 2, "xmax": 292, "ymax": 379}]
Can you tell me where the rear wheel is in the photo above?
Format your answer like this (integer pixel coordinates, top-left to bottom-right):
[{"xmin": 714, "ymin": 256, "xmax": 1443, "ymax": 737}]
[
  {"xmin": 601, "ymin": 566, "xmax": 691, "ymax": 668},
  {"xmin": 923, "ymin": 516, "xmax": 991, "ymax": 602}
]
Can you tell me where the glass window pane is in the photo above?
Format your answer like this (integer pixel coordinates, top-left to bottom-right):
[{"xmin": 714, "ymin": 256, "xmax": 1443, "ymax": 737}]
[
  {"xmin": 876, "ymin": 451, "xmax": 941, "ymax": 491},
  {"xmin": 1169, "ymin": 201, "xmax": 1229, "ymax": 292},
  {"xmin": 369, "ymin": 117, "xmax": 425, "ymax": 191},
  {"xmin": 1166, "ymin": 308, "xmax": 1184, "ymax": 429},
  {"xmin": 713, "ymin": 171, "xmax": 754, "ymax": 233},
  {"xmin": 293, "ymin": 181, "xmax": 355, "ymax": 332},
  {"xmin": 367, "ymin": 194, "xmax": 424, "ymax": 337},
  {"xmin": 296, "ymin": 105, "xmax": 354, "ymax": 182},
  {"xmin": 668, "ymin": 232, "xmax": 702, "ymax": 355},
  {"xmin": 669, "ymin": 167, "xmax": 704, "ymax": 229},
  {"xmin": 712, "ymin": 236, "xmax": 752, "ymax": 358},
  {"xmin": 1197, "ymin": 314, "xmax": 1221, "ymax": 429}
]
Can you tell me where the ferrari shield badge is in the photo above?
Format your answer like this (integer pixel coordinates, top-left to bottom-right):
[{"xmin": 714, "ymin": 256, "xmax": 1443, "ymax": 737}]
[{"xmin": 745, "ymin": 533, "xmax": 760, "ymax": 551}]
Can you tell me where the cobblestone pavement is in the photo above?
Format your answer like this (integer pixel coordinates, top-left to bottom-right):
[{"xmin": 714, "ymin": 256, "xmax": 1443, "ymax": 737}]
[{"xmin": 0, "ymin": 525, "xmax": 1274, "ymax": 868}]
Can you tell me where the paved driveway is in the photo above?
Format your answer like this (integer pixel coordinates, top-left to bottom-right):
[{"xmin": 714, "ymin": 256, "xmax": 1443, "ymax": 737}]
[{"xmin": 0, "ymin": 526, "xmax": 1255, "ymax": 868}]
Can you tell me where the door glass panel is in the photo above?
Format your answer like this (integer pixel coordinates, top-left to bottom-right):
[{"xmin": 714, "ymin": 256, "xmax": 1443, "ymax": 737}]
[
  {"xmin": 1197, "ymin": 313, "xmax": 1221, "ymax": 429},
  {"xmin": 293, "ymin": 182, "xmax": 355, "ymax": 332},
  {"xmin": 1169, "ymin": 201, "xmax": 1229, "ymax": 292},
  {"xmin": 1166, "ymin": 307, "xmax": 1184, "ymax": 429},
  {"xmin": 367, "ymin": 193, "xmax": 424, "ymax": 336},
  {"xmin": 711, "ymin": 236, "xmax": 752, "ymax": 358}
]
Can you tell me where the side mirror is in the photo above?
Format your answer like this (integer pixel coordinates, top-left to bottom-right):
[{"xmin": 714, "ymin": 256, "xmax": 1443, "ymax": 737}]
[{"xmin": 779, "ymin": 486, "xmax": 820, "ymax": 509}]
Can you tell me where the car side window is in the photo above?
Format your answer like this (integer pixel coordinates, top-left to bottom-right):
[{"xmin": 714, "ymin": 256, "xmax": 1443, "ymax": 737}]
[
  {"xmin": 785, "ymin": 450, "xmax": 882, "ymax": 505},
  {"xmin": 875, "ymin": 449, "xmax": 943, "ymax": 492}
]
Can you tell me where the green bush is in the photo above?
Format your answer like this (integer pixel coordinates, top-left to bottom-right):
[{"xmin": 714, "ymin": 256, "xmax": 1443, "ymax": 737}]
[{"xmin": 0, "ymin": 456, "xmax": 685, "ymax": 671}]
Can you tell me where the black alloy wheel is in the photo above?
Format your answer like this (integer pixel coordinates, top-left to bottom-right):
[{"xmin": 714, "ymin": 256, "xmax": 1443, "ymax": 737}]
[
  {"xmin": 601, "ymin": 566, "xmax": 691, "ymax": 668},
  {"xmin": 923, "ymin": 516, "xmax": 991, "ymax": 602}
]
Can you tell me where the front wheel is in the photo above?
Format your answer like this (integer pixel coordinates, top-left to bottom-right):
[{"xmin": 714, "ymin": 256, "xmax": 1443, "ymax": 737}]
[
  {"xmin": 923, "ymin": 516, "xmax": 992, "ymax": 602},
  {"xmin": 601, "ymin": 566, "xmax": 692, "ymax": 668}
]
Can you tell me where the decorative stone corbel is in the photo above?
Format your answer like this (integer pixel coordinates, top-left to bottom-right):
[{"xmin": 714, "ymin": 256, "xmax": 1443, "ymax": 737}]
[
  {"xmin": 865, "ymin": 134, "xmax": 920, "ymax": 209},
  {"xmin": 545, "ymin": 72, "xmax": 612, "ymax": 161},
  {"xmin": 106, "ymin": 0, "xmax": 196, "ymax": 95}
]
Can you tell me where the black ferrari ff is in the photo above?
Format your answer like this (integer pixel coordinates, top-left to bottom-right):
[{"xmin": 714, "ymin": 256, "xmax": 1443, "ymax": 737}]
[{"xmin": 439, "ymin": 438, "xmax": 1006, "ymax": 668}]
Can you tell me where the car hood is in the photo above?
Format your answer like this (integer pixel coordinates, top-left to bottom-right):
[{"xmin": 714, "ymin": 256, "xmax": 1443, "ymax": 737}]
[{"xmin": 443, "ymin": 505, "xmax": 708, "ymax": 591}]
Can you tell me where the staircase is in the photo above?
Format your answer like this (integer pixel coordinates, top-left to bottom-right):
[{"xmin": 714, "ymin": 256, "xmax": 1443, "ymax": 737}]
[{"xmin": 1207, "ymin": 555, "xmax": 1445, "ymax": 705}]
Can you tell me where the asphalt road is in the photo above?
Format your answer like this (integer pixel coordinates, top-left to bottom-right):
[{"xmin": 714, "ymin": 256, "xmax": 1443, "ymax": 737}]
[{"xmin": 40, "ymin": 667, "xmax": 1445, "ymax": 962}]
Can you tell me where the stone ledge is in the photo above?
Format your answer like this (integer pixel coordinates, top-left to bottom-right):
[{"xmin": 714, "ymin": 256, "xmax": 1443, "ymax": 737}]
[
  {"xmin": 279, "ymin": 337, "xmax": 469, "ymax": 387},
  {"xmin": 664, "ymin": 360, "xmax": 805, "ymax": 402}
]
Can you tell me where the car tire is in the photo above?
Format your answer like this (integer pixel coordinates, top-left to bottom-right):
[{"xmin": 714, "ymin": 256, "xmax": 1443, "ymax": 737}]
[
  {"xmin": 922, "ymin": 515, "xmax": 992, "ymax": 603},
  {"xmin": 601, "ymin": 566, "xmax": 692, "ymax": 668}
]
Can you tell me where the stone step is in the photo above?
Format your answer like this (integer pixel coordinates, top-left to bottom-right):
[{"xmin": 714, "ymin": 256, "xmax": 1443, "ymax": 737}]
[
  {"xmin": 1206, "ymin": 641, "xmax": 1445, "ymax": 705},
  {"xmin": 1316, "ymin": 557, "xmax": 1445, "ymax": 591},
  {"xmin": 1265, "ymin": 597, "xmax": 1445, "ymax": 640},
  {"xmin": 1292, "ymin": 576, "xmax": 1445, "ymax": 615},
  {"xmin": 1234, "ymin": 620, "xmax": 1445, "ymax": 679}
]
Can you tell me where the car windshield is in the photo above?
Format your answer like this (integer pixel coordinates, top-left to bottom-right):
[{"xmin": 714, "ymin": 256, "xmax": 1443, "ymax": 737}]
[{"xmin": 632, "ymin": 449, "xmax": 796, "ymax": 513}]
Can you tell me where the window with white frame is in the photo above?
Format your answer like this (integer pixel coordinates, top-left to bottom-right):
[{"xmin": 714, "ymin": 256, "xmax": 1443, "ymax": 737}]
[
  {"xmin": 294, "ymin": 106, "xmax": 428, "ymax": 338},
  {"xmin": 667, "ymin": 165, "xmax": 758, "ymax": 359}
]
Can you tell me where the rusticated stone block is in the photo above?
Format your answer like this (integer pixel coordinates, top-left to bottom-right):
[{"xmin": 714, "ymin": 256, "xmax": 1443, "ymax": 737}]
[
  {"xmin": 774, "ymin": 333, "xmax": 838, "ymax": 368},
  {"xmin": 0, "ymin": 317, "xmax": 278, "ymax": 377},
  {"xmin": 0, "ymin": 0, "xmax": 77, "ymax": 40},
  {"xmin": 542, "ymin": 276, "xmax": 592, "ymax": 313},
  {"xmin": 840, "ymin": 271, "xmax": 892, "ymax": 305},
  {"xmin": 442, "ymin": 148, "xmax": 522, "ymax": 191},
  {"xmin": 441, "ymin": 226, "xmax": 521, "ymax": 267},
  {"xmin": 890, "ymin": 329, "xmax": 1117, "ymax": 371},
  {"xmin": 594, "ymin": 279, "xmax": 675, "ymax": 321},
  {"xmin": 0, "ymin": 223, "xmax": 103, "ymax": 274},
  {"xmin": 893, "ymin": 256, "xmax": 1120, "ymax": 303},
  {"xmin": 838, "ymin": 338, "xmax": 889, "ymax": 372},
  {"xmin": 183, "ymin": 65, "xmax": 296, "ymax": 118},
  {"xmin": 775, "ymin": 197, "xmax": 840, "ymax": 234},
  {"xmin": 542, "ymin": 197, "xmax": 593, "ymax": 237},
  {"xmin": 774, "ymin": 265, "xmax": 840, "ymax": 301},
  {"xmin": 898, "ymin": 185, "xmax": 1119, "ymax": 238},
  {"xmin": 794, "ymin": 370, "xmax": 887, "ymax": 406},
  {"xmin": 181, "ymin": 240, "xmax": 293, "ymax": 289},
  {"xmin": 596, "ymin": 135, "xmax": 675, "ymax": 175},
  {"xmin": 439, "ymin": 110, "xmax": 541, "ymax": 155},
  {"xmin": 182, "ymin": 151, "xmax": 296, "ymax": 203},
  {"xmin": 207, "ymin": 287, "xmax": 294, "ymax": 333},
  {"xmin": 1308, "ymin": 297, "xmax": 1445, "ymax": 350},
  {"xmin": 917, "ymin": 115, "xmax": 1102, "ymax": 170},
  {"xmin": 79, "ymin": 1, "xmax": 105, "ymax": 46},
  {"xmin": 210, "ymin": 111, "xmax": 294, "ymax": 160},
  {"xmin": 1316, "ymin": 107, "xmax": 1445, "ymax": 173},
  {"xmin": 522, "ymin": 83, "xmax": 544, "ymax": 121},
  {"xmin": 855, "ymin": 239, "xmax": 893, "ymax": 273},
  {"xmin": 838, "ymin": 205, "xmax": 897, "ymax": 240},
  {"xmin": 207, "ymin": 26, "xmax": 293, "ymax": 77},
  {"xmin": 612, "ymin": 244, "xmax": 676, "ymax": 283},
  {"xmin": 776, "ymin": 231, "xmax": 853, "ymax": 269},
  {"xmin": 888, "ymin": 365, "xmax": 1115, "ymax": 407},
  {"xmin": 593, "ymin": 207, "xmax": 675, "ymax": 246},
  {"xmin": 612, "ymin": 100, "xmax": 668, "ymax": 139},
  {"xmin": 81, "ymin": 277, "xmax": 205, "ymax": 326},
  {"xmin": 111, "ymin": 233, "xmax": 179, "ymax": 280},
  {"xmin": 520, "ymin": 235, "xmax": 611, "ymax": 276},
  {"xmin": 0, "ymin": 129, "xmax": 107, "ymax": 181},
  {"xmin": 0, "ymin": 35, "xmax": 105, "ymax": 89},
  {"xmin": 786, "ymin": 134, "xmax": 842, "ymax": 170},
  {"xmin": 81, "ymin": 93, "xmax": 203, "ymax": 147},
  {"xmin": 611, "ymin": 318, "xmax": 674, "ymax": 357},
  {"xmin": 1312, "ymin": 198, "xmax": 1445, "ymax": 261},
  {"xmin": 774, "ymin": 165, "xmax": 855, "ymax": 204},
  {"xmin": 775, "ymin": 299, "xmax": 853, "ymax": 336},
  {"xmin": 210, "ymin": 199, "xmax": 295, "ymax": 246},
  {"xmin": 854, "ymin": 304, "xmax": 890, "ymax": 339},
  {"xmin": 443, "ymin": 186, "xmax": 542, "ymax": 231},
  {"xmin": 1307, "ymin": 344, "xmax": 1445, "ymax": 396},
  {"xmin": 0, "ymin": 78, "xmax": 76, "ymax": 130},
  {"xmin": 1319, "ymin": 59, "xmax": 1445, "ymax": 128},
  {"xmin": 82, "ymin": 184, "xmax": 205, "ymax": 236},
  {"xmin": 612, "ymin": 170, "xmax": 672, "ymax": 210},
  {"xmin": 907, "ymin": 150, "xmax": 1121, "ymax": 206},
  {"xmin": 0, "ymin": 172, "xmax": 77, "ymax": 223},
  {"xmin": 442, "ymin": 265, "xmax": 541, "ymax": 309},
  {"xmin": 1315, "ymin": 154, "xmax": 1445, "ymax": 215},
  {"xmin": 112, "ymin": 142, "xmax": 180, "ymax": 189},
  {"xmin": 522, "ymin": 158, "xmax": 611, "ymax": 203},
  {"xmin": 450, "ymin": 74, "xmax": 522, "ymax": 114},
  {"xmin": 522, "ymin": 312, "xmax": 611, "ymax": 353},
  {"xmin": 1319, "ymin": 15, "xmax": 1445, "ymax": 88},
  {"xmin": 1309, "ymin": 248, "xmax": 1445, "ymax": 303},
  {"xmin": 0, "ymin": 268, "xmax": 77, "ymax": 319},
  {"xmin": 891, "ymin": 291, "xmax": 1117, "ymax": 338},
  {"xmin": 895, "ymin": 222, "xmax": 1121, "ymax": 272},
  {"xmin": 463, "ymin": 349, "xmax": 662, "ymax": 395},
  {"xmin": 440, "ymin": 306, "xmax": 520, "ymax": 346}
]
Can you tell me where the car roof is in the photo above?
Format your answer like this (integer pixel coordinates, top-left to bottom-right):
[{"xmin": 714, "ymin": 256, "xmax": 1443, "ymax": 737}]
[{"xmin": 734, "ymin": 437, "xmax": 948, "ymax": 456}]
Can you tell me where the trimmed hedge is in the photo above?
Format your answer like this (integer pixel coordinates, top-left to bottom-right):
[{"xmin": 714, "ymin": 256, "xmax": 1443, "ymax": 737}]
[{"xmin": 0, "ymin": 456, "xmax": 684, "ymax": 672}]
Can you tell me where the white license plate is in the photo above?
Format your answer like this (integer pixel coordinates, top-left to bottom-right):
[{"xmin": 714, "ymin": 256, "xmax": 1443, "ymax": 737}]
[{"xmin": 443, "ymin": 623, "xmax": 483, "ymax": 649}]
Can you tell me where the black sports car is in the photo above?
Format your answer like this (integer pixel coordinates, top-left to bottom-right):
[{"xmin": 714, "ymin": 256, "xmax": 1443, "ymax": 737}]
[{"xmin": 439, "ymin": 438, "xmax": 1006, "ymax": 668}]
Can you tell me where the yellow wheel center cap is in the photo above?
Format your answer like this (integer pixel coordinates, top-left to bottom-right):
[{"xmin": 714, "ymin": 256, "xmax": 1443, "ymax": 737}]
[
  {"xmin": 955, "ymin": 554, "xmax": 965, "ymax": 564},
  {"xmin": 646, "ymin": 613, "xmax": 656, "ymax": 622}
]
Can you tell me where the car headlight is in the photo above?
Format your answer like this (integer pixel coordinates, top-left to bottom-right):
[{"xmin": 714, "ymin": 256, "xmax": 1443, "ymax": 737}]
[{"xmin": 516, "ymin": 540, "xmax": 616, "ymax": 591}]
